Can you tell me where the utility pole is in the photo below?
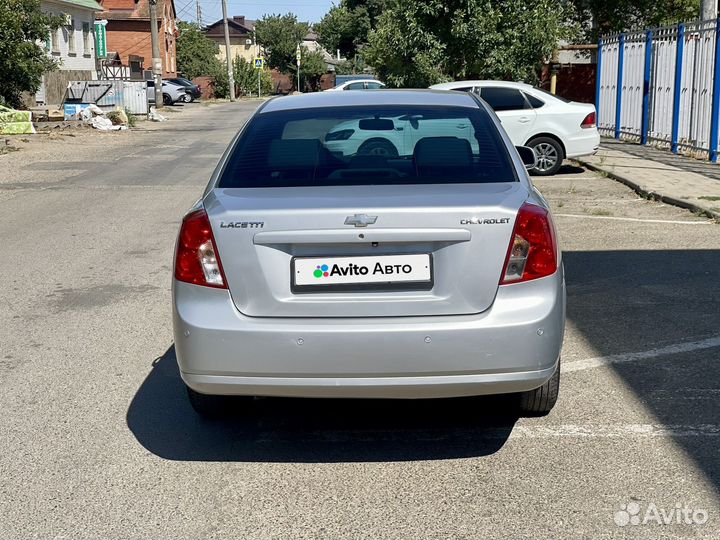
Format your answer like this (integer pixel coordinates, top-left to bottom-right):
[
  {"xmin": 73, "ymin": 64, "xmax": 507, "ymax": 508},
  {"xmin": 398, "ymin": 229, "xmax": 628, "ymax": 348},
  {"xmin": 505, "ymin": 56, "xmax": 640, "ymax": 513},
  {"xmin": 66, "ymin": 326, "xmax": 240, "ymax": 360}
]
[
  {"xmin": 701, "ymin": 0, "xmax": 717, "ymax": 20},
  {"xmin": 148, "ymin": 0, "xmax": 163, "ymax": 109},
  {"xmin": 195, "ymin": 0, "xmax": 202, "ymax": 27},
  {"xmin": 221, "ymin": 0, "xmax": 235, "ymax": 101}
]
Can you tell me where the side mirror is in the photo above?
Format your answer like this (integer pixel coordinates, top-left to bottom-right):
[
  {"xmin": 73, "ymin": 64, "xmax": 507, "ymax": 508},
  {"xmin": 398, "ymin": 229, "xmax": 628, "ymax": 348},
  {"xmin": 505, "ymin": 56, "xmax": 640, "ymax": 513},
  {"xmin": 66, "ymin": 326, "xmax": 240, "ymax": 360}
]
[{"xmin": 516, "ymin": 146, "xmax": 536, "ymax": 170}]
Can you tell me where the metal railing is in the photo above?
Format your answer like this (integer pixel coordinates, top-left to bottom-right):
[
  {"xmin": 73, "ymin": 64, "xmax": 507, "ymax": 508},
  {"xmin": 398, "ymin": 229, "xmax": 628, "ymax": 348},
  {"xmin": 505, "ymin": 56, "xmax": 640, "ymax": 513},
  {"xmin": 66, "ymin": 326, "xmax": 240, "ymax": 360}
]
[{"xmin": 597, "ymin": 18, "xmax": 720, "ymax": 162}]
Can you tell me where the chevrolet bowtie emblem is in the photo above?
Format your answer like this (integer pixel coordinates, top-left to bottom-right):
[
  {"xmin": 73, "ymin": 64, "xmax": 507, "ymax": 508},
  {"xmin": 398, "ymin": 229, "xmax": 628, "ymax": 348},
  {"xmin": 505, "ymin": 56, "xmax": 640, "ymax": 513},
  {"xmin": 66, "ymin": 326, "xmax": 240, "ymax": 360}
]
[{"xmin": 344, "ymin": 214, "xmax": 378, "ymax": 227}]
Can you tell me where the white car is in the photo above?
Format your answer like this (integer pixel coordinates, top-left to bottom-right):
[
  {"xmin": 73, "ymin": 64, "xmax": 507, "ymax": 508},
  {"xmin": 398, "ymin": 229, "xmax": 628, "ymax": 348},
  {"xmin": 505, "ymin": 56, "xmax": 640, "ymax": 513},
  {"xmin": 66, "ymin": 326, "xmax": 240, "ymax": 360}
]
[
  {"xmin": 324, "ymin": 114, "xmax": 482, "ymax": 157},
  {"xmin": 326, "ymin": 79, "xmax": 386, "ymax": 91},
  {"xmin": 146, "ymin": 80, "xmax": 186, "ymax": 106},
  {"xmin": 430, "ymin": 80, "xmax": 599, "ymax": 175}
]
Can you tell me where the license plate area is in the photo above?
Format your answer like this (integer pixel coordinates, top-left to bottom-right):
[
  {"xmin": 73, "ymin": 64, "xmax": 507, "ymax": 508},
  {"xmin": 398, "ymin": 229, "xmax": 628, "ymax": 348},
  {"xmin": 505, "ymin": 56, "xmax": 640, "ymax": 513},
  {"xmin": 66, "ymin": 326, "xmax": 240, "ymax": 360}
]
[{"xmin": 292, "ymin": 254, "xmax": 433, "ymax": 293}]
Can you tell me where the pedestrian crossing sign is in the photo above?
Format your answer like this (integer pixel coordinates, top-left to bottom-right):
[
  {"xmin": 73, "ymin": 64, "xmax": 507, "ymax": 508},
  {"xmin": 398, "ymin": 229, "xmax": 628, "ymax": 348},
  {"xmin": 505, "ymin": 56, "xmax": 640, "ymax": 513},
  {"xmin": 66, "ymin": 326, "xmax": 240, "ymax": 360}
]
[{"xmin": 254, "ymin": 57, "xmax": 264, "ymax": 69}]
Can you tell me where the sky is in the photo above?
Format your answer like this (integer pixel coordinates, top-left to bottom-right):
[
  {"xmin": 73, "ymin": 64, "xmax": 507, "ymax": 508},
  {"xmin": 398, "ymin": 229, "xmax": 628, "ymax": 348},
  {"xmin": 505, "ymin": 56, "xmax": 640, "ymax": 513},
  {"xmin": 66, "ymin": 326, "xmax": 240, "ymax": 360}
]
[{"xmin": 177, "ymin": 0, "xmax": 337, "ymax": 26}]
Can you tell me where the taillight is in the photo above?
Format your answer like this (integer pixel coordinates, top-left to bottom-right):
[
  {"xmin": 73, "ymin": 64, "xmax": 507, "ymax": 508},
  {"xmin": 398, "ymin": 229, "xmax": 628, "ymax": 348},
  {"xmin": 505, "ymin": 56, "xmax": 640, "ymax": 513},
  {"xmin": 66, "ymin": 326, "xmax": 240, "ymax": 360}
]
[
  {"xmin": 581, "ymin": 111, "xmax": 596, "ymax": 129},
  {"xmin": 500, "ymin": 203, "xmax": 558, "ymax": 284},
  {"xmin": 174, "ymin": 208, "xmax": 227, "ymax": 288}
]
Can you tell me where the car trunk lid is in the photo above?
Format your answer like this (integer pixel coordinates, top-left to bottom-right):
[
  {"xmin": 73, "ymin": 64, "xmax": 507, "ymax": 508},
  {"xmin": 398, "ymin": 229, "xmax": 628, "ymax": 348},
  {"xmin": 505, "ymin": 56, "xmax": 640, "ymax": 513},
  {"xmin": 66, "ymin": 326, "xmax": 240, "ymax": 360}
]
[{"xmin": 205, "ymin": 182, "xmax": 528, "ymax": 318}]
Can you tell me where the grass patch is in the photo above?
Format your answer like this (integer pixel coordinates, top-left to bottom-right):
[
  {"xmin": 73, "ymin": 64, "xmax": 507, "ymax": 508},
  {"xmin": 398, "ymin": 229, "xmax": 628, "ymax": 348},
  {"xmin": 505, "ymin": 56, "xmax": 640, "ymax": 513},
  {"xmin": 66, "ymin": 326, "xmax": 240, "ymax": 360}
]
[
  {"xmin": 124, "ymin": 108, "xmax": 138, "ymax": 128},
  {"xmin": 698, "ymin": 195, "xmax": 720, "ymax": 201},
  {"xmin": 583, "ymin": 207, "xmax": 613, "ymax": 217}
]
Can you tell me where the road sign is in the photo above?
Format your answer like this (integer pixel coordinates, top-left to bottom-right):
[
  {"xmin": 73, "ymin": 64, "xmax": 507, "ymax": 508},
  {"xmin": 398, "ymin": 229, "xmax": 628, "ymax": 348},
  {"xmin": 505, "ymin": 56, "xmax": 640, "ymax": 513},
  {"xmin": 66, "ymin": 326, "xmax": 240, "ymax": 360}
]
[
  {"xmin": 296, "ymin": 45, "xmax": 302, "ymax": 61},
  {"xmin": 254, "ymin": 57, "xmax": 264, "ymax": 69}
]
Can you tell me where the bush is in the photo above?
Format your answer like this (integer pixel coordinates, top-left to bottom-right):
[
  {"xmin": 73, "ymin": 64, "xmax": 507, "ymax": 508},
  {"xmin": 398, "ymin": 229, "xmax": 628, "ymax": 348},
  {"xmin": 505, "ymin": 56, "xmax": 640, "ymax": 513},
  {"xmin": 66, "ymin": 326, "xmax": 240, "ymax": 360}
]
[{"xmin": 233, "ymin": 57, "xmax": 272, "ymax": 97}]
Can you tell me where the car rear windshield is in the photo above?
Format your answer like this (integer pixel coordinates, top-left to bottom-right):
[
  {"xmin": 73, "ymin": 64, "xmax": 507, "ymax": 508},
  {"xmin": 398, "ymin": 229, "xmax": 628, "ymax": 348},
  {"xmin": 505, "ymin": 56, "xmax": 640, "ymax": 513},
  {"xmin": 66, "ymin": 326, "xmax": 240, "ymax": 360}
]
[{"xmin": 218, "ymin": 105, "xmax": 517, "ymax": 188}]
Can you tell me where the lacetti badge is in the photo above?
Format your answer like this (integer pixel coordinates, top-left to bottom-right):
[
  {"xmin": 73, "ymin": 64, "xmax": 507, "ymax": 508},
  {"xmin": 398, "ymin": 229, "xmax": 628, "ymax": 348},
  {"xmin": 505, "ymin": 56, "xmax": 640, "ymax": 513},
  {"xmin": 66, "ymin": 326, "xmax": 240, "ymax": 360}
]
[{"xmin": 314, "ymin": 262, "xmax": 413, "ymax": 278}]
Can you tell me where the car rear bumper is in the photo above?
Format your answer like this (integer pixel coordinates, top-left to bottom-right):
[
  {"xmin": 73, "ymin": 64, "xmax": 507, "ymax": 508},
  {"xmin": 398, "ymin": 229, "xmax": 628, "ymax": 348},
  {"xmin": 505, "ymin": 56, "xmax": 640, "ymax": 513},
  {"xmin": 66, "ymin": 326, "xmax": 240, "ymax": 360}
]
[
  {"xmin": 173, "ymin": 268, "xmax": 565, "ymax": 399},
  {"xmin": 182, "ymin": 364, "xmax": 559, "ymax": 399},
  {"xmin": 564, "ymin": 130, "xmax": 600, "ymax": 158}
]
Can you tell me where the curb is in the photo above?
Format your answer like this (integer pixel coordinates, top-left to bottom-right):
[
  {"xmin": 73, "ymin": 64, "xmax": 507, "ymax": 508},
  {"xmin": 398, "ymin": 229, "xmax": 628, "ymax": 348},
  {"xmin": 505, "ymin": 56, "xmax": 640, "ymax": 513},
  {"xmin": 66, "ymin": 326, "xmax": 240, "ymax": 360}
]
[{"xmin": 572, "ymin": 157, "xmax": 720, "ymax": 222}]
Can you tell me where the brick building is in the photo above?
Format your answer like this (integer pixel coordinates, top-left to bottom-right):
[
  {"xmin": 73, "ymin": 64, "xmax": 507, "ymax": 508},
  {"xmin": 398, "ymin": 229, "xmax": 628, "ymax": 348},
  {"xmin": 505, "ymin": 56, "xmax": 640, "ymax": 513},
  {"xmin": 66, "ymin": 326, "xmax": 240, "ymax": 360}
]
[{"xmin": 96, "ymin": 0, "xmax": 177, "ymax": 78}]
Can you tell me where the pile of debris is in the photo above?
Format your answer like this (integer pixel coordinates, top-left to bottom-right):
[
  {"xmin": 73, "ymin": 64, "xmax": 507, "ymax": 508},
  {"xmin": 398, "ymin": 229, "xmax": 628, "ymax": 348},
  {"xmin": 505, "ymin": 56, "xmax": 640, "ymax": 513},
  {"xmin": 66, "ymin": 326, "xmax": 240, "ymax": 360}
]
[{"xmin": 69, "ymin": 104, "xmax": 128, "ymax": 131}]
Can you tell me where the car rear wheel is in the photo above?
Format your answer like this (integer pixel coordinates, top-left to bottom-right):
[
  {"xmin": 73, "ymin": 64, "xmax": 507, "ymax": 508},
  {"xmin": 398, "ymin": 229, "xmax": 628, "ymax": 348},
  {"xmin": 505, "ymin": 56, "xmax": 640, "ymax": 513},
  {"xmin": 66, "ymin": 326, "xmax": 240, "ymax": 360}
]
[
  {"xmin": 528, "ymin": 137, "xmax": 563, "ymax": 176},
  {"xmin": 163, "ymin": 93, "xmax": 173, "ymax": 106},
  {"xmin": 182, "ymin": 93, "xmax": 193, "ymax": 103},
  {"xmin": 519, "ymin": 359, "xmax": 560, "ymax": 416},
  {"xmin": 357, "ymin": 138, "xmax": 398, "ymax": 157},
  {"xmin": 186, "ymin": 385, "xmax": 251, "ymax": 419}
]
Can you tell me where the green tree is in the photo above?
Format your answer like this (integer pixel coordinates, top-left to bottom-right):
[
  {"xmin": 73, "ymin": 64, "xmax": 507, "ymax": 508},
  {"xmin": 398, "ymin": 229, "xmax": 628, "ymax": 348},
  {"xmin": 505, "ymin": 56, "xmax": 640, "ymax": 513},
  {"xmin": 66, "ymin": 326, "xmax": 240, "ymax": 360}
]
[
  {"xmin": 0, "ymin": 0, "xmax": 62, "ymax": 107},
  {"xmin": 364, "ymin": 0, "xmax": 578, "ymax": 87},
  {"xmin": 316, "ymin": 0, "xmax": 393, "ymax": 62},
  {"xmin": 254, "ymin": 14, "xmax": 309, "ymax": 72},
  {"xmin": 176, "ymin": 21, "xmax": 223, "ymax": 79},
  {"xmin": 291, "ymin": 47, "xmax": 327, "ymax": 91},
  {"xmin": 571, "ymin": 0, "xmax": 699, "ymax": 41},
  {"xmin": 315, "ymin": 5, "xmax": 371, "ymax": 59}
]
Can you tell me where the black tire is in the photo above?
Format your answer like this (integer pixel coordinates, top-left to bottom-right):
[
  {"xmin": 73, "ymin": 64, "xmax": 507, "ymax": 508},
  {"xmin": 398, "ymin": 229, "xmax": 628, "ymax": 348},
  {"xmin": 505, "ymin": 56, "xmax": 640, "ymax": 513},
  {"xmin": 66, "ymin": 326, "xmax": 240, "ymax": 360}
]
[
  {"xmin": 186, "ymin": 385, "xmax": 248, "ymax": 419},
  {"xmin": 527, "ymin": 136, "xmax": 564, "ymax": 176},
  {"xmin": 519, "ymin": 358, "xmax": 560, "ymax": 416},
  {"xmin": 163, "ymin": 93, "xmax": 173, "ymax": 106},
  {"xmin": 357, "ymin": 138, "xmax": 398, "ymax": 157}
]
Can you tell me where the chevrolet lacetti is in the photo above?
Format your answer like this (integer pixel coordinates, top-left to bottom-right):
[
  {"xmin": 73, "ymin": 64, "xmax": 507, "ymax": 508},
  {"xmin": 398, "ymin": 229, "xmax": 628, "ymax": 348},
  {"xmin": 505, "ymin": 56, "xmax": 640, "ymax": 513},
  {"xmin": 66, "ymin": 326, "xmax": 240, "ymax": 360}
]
[{"xmin": 172, "ymin": 90, "xmax": 565, "ymax": 418}]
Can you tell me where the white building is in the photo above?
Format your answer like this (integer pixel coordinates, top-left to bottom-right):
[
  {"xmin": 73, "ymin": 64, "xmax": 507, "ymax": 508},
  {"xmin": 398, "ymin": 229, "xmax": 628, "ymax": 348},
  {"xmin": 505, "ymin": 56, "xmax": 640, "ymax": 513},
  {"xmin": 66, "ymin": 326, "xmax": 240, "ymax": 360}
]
[{"xmin": 37, "ymin": 0, "xmax": 104, "ymax": 105}]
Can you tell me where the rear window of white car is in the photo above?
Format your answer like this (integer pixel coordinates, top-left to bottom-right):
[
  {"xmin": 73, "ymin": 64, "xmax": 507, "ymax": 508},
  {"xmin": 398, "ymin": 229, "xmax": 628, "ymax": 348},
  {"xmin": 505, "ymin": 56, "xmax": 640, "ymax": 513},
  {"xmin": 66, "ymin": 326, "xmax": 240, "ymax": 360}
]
[{"xmin": 219, "ymin": 105, "xmax": 517, "ymax": 188}]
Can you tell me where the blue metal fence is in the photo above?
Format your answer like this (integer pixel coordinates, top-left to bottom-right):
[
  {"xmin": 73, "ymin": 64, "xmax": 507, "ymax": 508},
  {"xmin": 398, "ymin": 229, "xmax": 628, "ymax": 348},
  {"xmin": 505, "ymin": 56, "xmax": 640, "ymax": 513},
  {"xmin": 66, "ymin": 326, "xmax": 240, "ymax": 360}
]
[{"xmin": 598, "ymin": 18, "xmax": 720, "ymax": 162}]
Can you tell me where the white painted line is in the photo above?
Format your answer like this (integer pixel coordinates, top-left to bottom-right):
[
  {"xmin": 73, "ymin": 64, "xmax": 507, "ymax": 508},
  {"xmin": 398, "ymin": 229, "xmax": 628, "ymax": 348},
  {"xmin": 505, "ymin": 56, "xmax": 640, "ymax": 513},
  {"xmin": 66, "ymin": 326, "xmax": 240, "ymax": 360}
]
[
  {"xmin": 563, "ymin": 336, "xmax": 720, "ymax": 373},
  {"xmin": 554, "ymin": 213, "xmax": 711, "ymax": 225},
  {"xmin": 509, "ymin": 424, "xmax": 720, "ymax": 439}
]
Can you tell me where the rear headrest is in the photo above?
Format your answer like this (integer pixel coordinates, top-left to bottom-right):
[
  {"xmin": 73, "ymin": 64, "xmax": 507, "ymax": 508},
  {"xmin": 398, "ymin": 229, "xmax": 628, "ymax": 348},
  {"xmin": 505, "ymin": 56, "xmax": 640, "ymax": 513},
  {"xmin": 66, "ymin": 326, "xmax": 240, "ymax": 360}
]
[
  {"xmin": 414, "ymin": 137, "xmax": 472, "ymax": 169},
  {"xmin": 268, "ymin": 139, "xmax": 320, "ymax": 168}
]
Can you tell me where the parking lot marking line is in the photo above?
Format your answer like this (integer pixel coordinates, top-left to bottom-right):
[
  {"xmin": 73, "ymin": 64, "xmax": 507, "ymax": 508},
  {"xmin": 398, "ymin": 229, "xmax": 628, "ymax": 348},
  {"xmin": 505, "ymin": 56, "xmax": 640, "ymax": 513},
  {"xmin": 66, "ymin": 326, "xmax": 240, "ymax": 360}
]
[
  {"xmin": 554, "ymin": 213, "xmax": 711, "ymax": 225},
  {"xmin": 563, "ymin": 336, "xmax": 720, "ymax": 373}
]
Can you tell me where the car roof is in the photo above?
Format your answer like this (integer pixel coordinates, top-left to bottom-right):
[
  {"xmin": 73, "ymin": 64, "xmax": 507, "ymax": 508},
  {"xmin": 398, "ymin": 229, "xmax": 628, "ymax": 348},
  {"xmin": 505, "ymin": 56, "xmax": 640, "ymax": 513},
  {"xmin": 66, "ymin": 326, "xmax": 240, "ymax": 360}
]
[
  {"xmin": 430, "ymin": 80, "xmax": 534, "ymax": 90},
  {"xmin": 261, "ymin": 89, "xmax": 480, "ymax": 113}
]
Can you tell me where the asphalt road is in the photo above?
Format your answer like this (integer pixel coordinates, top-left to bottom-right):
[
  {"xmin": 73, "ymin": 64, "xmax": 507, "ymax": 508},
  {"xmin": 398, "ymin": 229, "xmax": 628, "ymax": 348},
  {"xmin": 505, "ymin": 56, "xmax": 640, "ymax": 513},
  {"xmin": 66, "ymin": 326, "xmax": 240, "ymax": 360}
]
[{"xmin": 1, "ymin": 101, "xmax": 719, "ymax": 539}]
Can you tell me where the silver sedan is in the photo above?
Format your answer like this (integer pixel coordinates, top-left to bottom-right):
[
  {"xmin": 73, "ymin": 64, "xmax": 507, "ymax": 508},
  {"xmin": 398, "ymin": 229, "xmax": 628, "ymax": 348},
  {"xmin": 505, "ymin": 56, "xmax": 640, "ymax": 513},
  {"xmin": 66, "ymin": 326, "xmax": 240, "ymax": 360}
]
[{"xmin": 172, "ymin": 90, "xmax": 565, "ymax": 417}]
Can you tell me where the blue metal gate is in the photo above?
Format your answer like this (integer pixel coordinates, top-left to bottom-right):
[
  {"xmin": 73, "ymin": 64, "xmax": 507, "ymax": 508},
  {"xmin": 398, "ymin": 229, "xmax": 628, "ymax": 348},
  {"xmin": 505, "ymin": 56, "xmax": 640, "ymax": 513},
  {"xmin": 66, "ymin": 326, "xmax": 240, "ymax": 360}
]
[{"xmin": 597, "ymin": 18, "xmax": 720, "ymax": 162}]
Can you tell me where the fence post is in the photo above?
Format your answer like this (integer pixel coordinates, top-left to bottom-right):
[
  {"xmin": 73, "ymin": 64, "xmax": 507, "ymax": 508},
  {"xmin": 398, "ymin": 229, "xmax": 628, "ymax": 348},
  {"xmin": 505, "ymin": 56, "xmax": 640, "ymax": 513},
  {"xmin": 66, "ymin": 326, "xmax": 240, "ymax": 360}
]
[
  {"xmin": 641, "ymin": 30, "xmax": 653, "ymax": 145},
  {"xmin": 615, "ymin": 34, "xmax": 625, "ymax": 139},
  {"xmin": 709, "ymin": 18, "xmax": 720, "ymax": 162},
  {"xmin": 595, "ymin": 37, "xmax": 603, "ymax": 122},
  {"xmin": 671, "ymin": 23, "xmax": 685, "ymax": 154}
]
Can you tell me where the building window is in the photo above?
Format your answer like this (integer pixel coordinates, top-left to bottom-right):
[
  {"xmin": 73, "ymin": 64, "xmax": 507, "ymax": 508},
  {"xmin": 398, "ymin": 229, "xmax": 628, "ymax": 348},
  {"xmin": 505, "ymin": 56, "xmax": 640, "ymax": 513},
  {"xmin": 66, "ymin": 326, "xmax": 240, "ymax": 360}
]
[
  {"xmin": 82, "ymin": 22, "xmax": 91, "ymax": 54},
  {"xmin": 51, "ymin": 28, "xmax": 60, "ymax": 54},
  {"xmin": 67, "ymin": 19, "xmax": 76, "ymax": 54}
]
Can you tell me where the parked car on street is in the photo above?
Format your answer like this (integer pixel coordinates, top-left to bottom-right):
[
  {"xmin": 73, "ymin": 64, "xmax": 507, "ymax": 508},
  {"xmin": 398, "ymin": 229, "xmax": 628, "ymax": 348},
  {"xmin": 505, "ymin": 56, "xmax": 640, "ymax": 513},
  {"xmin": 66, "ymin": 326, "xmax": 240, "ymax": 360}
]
[
  {"xmin": 173, "ymin": 90, "xmax": 565, "ymax": 418},
  {"xmin": 146, "ymin": 80, "xmax": 186, "ymax": 106},
  {"xmin": 430, "ymin": 80, "xmax": 599, "ymax": 175},
  {"xmin": 164, "ymin": 77, "xmax": 202, "ymax": 102},
  {"xmin": 326, "ymin": 79, "xmax": 386, "ymax": 91}
]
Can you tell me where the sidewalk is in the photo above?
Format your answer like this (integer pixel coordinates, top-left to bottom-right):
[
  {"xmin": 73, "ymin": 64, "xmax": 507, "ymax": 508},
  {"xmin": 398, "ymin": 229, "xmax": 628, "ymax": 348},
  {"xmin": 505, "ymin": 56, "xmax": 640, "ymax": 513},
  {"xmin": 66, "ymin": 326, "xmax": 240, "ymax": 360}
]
[{"xmin": 572, "ymin": 139, "xmax": 720, "ymax": 221}]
